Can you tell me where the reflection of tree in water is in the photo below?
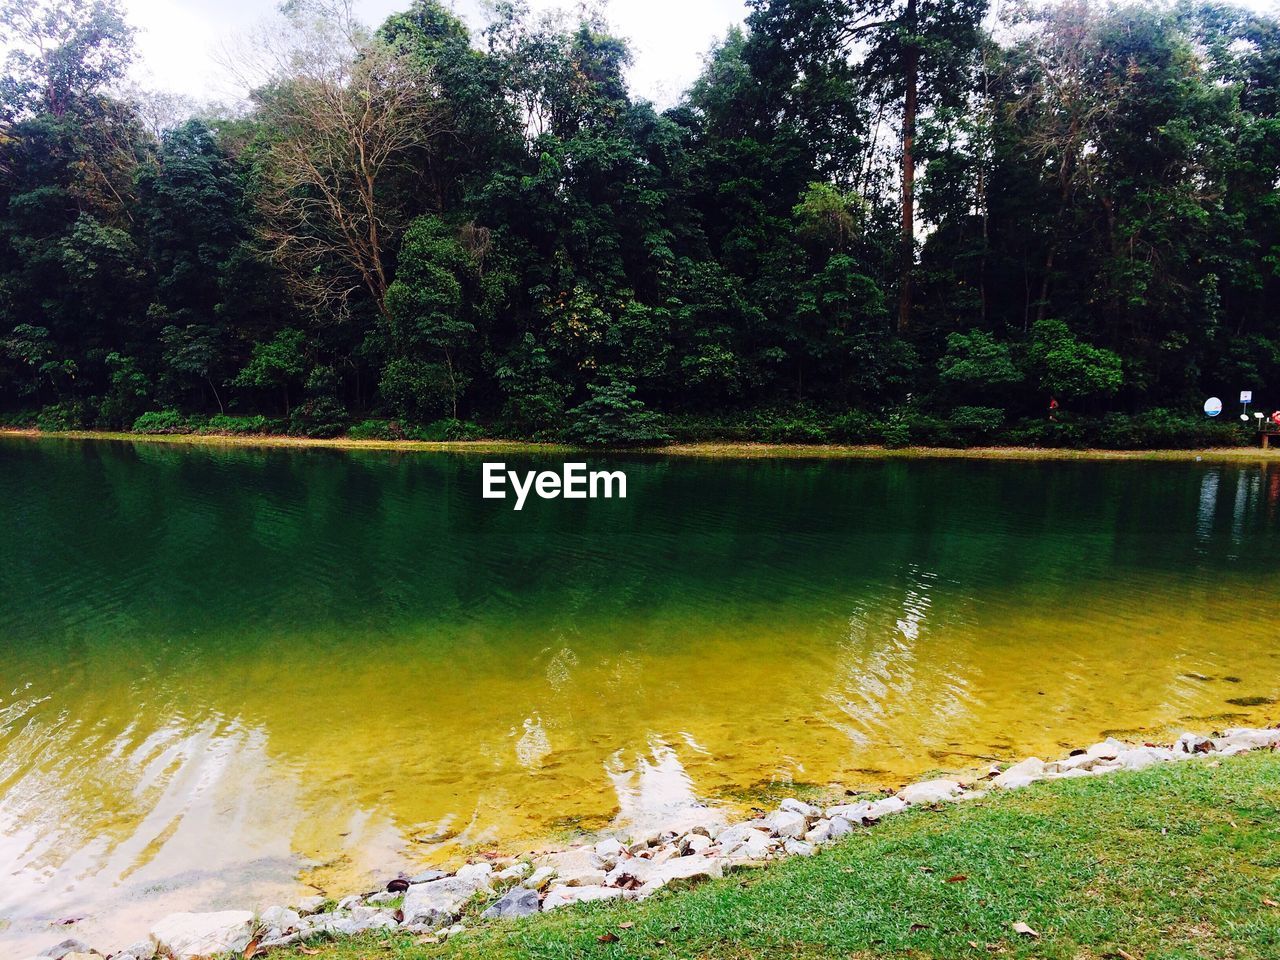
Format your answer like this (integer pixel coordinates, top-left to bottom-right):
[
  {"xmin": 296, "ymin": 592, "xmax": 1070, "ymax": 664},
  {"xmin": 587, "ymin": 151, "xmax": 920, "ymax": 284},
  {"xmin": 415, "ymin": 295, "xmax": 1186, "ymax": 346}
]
[{"xmin": 824, "ymin": 565, "xmax": 981, "ymax": 766}]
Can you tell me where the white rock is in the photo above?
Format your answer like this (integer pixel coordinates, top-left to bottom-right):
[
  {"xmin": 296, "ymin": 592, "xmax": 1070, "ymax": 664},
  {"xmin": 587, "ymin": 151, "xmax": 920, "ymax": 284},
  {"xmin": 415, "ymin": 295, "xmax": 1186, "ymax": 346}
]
[
  {"xmin": 455, "ymin": 862, "xmax": 494, "ymax": 891},
  {"xmin": 537, "ymin": 848, "xmax": 606, "ymax": 886},
  {"xmin": 715, "ymin": 821, "xmax": 771, "ymax": 847},
  {"xmin": 1045, "ymin": 753, "xmax": 1097, "ymax": 774},
  {"xmin": 681, "ymin": 834, "xmax": 712, "ymax": 855},
  {"xmin": 721, "ymin": 828, "xmax": 775, "ymax": 861},
  {"xmin": 1175, "ymin": 732, "xmax": 1212, "ymax": 755},
  {"xmin": 258, "ymin": 906, "xmax": 301, "ymax": 938},
  {"xmin": 523, "ymin": 866, "xmax": 556, "ymax": 890},
  {"xmin": 594, "ymin": 838, "xmax": 625, "ymax": 861},
  {"xmin": 898, "ymin": 778, "xmax": 964, "ymax": 805},
  {"xmin": 804, "ymin": 820, "xmax": 833, "ymax": 844},
  {"xmin": 496, "ymin": 862, "xmax": 532, "ymax": 881},
  {"xmin": 541, "ymin": 886, "xmax": 623, "ymax": 911},
  {"xmin": 118, "ymin": 941, "xmax": 156, "ymax": 960},
  {"xmin": 778, "ymin": 798, "xmax": 820, "ymax": 818},
  {"xmin": 783, "ymin": 839, "xmax": 815, "ymax": 857},
  {"xmin": 1214, "ymin": 728, "xmax": 1280, "ymax": 752},
  {"xmin": 150, "ymin": 911, "xmax": 255, "ymax": 960},
  {"xmin": 765, "ymin": 810, "xmax": 808, "ymax": 839},
  {"xmin": 38, "ymin": 941, "xmax": 93, "ymax": 960},
  {"xmin": 825, "ymin": 801, "xmax": 874, "ymax": 821},
  {"xmin": 1086, "ymin": 738, "xmax": 1127, "ymax": 760},
  {"xmin": 402, "ymin": 877, "xmax": 483, "ymax": 925},
  {"xmin": 366, "ymin": 890, "xmax": 401, "ymax": 905},
  {"xmin": 1115, "ymin": 746, "xmax": 1175, "ymax": 771},
  {"xmin": 864, "ymin": 796, "xmax": 909, "ymax": 821},
  {"xmin": 828, "ymin": 816, "xmax": 854, "ymax": 839},
  {"xmin": 294, "ymin": 895, "xmax": 326, "ymax": 915},
  {"xmin": 992, "ymin": 757, "xmax": 1047, "ymax": 790},
  {"xmin": 612, "ymin": 854, "xmax": 724, "ymax": 900}
]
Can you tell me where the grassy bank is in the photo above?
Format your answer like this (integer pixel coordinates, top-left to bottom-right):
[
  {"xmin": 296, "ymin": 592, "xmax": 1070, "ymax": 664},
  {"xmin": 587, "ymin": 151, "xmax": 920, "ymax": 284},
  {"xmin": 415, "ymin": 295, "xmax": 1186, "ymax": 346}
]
[
  {"xmin": 281, "ymin": 752, "xmax": 1280, "ymax": 960},
  {"xmin": 3, "ymin": 428, "xmax": 1280, "ymax": 463}
]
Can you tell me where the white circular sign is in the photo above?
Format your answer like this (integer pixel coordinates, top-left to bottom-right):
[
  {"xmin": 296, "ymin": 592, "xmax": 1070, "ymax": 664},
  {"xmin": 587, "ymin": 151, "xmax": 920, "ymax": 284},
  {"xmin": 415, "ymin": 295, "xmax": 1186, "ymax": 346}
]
[{"xmin": 1204, "ymin": 397, "xmax": 1222, "ymax": 417}]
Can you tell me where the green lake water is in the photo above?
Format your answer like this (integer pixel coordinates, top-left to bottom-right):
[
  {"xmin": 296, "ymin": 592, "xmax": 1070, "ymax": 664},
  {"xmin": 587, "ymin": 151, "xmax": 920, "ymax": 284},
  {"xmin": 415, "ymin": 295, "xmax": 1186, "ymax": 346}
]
[{"xmin": 2, "ymin": 438, "xmax": 1279, "ymax": 953}]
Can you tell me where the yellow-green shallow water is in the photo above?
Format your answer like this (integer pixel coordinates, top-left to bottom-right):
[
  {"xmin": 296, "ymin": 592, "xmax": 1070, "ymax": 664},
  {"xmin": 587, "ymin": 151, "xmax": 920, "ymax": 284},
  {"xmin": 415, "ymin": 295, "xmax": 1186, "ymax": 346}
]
[{"xmin": 1, "ymin": 438, "xmax": 1278, "ymax": 953}]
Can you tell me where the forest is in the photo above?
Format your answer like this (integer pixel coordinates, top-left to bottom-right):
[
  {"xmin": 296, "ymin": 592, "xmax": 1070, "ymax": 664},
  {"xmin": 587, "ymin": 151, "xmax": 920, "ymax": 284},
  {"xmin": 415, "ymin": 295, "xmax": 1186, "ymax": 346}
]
[{"xmin": 1, "ymin": 0, "xmax": 1277, "ymax": 447}]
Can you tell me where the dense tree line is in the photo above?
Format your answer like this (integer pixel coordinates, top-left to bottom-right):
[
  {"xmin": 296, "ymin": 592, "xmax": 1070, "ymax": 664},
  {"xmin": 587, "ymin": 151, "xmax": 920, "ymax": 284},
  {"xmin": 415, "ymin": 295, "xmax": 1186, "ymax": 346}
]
[{"xmin": 1, "ymin": 0, "xmax": 1277, "ymax": 446}]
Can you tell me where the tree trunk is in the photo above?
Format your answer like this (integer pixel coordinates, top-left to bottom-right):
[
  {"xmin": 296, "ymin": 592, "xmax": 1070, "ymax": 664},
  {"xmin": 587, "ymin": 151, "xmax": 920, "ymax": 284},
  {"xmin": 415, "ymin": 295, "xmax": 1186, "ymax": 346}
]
[{"xmin": 897, "ymin": 0, "xmax": 919, "ymax": 335}]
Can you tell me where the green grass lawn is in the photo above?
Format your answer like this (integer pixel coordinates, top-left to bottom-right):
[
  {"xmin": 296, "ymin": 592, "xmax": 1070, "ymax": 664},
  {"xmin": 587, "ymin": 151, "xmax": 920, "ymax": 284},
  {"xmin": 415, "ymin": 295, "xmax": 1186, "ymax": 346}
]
[{"xmin": 282, "ymin": 753, "xmax": 1280, "ymax": 960}]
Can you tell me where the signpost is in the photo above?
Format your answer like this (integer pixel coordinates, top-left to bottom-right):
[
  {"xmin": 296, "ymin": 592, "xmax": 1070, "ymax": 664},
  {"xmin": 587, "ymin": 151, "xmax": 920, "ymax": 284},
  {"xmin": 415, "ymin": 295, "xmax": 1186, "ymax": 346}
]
[{"xmin": 1241, "ymin": 390, "xmax": 1253, "ymax": 422}]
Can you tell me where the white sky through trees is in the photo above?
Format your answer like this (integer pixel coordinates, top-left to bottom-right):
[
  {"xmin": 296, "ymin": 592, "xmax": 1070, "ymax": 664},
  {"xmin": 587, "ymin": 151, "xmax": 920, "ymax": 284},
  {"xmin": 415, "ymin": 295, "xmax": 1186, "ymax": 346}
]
[{"xmin": 123, "ymin": 0, "xmax": 752, "ymax": 108}]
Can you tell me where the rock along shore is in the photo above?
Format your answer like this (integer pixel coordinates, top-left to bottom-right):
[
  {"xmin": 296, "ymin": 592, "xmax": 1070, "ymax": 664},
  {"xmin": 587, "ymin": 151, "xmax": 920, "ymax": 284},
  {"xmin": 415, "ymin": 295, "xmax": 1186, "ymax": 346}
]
[{"xmin": 28, "ymin": 726, "xmax": 1280, "ymax": 960}]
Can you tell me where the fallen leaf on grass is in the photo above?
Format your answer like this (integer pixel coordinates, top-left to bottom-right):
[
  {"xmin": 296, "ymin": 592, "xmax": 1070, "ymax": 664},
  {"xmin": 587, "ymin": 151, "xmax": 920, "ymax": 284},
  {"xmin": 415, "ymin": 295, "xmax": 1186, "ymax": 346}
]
[
  {"xmin": 1263, "ymin": 898, "xmax": 1280, "ymax": 908},
  {"xmin": 298, "ymin": 951, "xmax": 321, "ymax": 957},
  {"xmin": 597, "ymin": 933, "xmax": 619, "ymax": 943},
  {"xmin": 1114, "ymin": 949, "xmax": 1137, "ymax": 960},
  {"xmin": 242, "ymin": 937, "xmax": 262, "ymax": 959},
  {"xmin": 946, "ymin": 874, "xmax": 968, "ymax": 883},
  {"xmin": 618, "ymin": 921, "xmax": 635, "ymax": 929},
  {"xmin": 1011, "ymin": 921, "xmax": 1039, "ymax": 938},
  {"xmin": 910, "ymin": 923, "xmax": 931, "ymax": 932}
]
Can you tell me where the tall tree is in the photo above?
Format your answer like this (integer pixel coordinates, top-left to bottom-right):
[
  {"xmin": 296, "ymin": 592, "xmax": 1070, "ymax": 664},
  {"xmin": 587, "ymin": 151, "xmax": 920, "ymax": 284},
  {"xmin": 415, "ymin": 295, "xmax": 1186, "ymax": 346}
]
[{"xmin": 245, "ymin": 0, "xmax": 448, "ymax": 319}]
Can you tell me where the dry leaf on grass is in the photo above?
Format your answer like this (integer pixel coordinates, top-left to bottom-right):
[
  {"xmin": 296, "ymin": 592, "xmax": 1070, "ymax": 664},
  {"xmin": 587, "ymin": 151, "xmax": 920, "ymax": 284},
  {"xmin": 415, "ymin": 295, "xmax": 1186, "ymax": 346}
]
[{"xmin": 1011, "ymin": 921, "xmax": 1039, "ymax": 938}]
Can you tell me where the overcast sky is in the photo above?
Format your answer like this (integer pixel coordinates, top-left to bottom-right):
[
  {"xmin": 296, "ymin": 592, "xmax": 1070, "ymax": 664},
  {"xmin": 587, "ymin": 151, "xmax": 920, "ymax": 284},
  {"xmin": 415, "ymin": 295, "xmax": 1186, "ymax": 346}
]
[
  {"xmin": 123, "ymin": 0, "xmax": 752, "ymax": 108},
  {"xmin": 119, "ymin": 0, "xmax": 1280, "ymax": 109}
]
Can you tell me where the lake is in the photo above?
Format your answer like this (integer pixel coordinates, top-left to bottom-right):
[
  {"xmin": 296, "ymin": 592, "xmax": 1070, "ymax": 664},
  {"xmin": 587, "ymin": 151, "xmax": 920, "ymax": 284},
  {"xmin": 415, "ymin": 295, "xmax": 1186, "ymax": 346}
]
[{"xmin": 2, "ymin": 438, "xmax": 1278, "ymax": 953}]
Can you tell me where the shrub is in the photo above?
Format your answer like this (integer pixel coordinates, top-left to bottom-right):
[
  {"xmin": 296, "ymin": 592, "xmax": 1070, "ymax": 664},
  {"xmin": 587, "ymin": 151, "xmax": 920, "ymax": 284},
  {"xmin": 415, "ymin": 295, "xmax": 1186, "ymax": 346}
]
[
  {"xmin": 564, "ymin": 378, "xmax": 671, "ymax": 447},
  {"xmin": 1099, "ymin": 409, "xmax": 1247, "ymax": 450},
  {"xmin": 760, "ymin": 415, "xmax": 828, "ymax": 444},
  {"xmin": 288, "ymin": 398, "xmax": 347, "ymax": 438},
  {"xmin": 132, "ymin": 409, "xmax": 194, "ymax": 434},
  {"xmin": 881, "ymin": 412, "xmax": 911, "ymax": 449},
  {"xmin": 409, "ymin": 418, "xmax": 484, "ymax": 442},
  {"xmin": 348, "ymin": 419, "xmax": 406, "ymax": 441},
  {"xmin": 379, "ymin": 358, "xmax": 455, "ymax": 424},
  {"xmin": 202, "ymin": 415, "xmax": 270, "ymax": 436},
  {"xmin": 830, "ymin": 411, "xmax": 882, "ymax": 444},
  {"xmin": 0, "ymin": 410, "xmax": 38, "ymax": 428},
  {"xmin": 947, "ymin": 406, "xmax": 1006, "ymax": 446},
  {"xmin": 37, "ymin": 400, "xmax": 94, "ymax": 432}
]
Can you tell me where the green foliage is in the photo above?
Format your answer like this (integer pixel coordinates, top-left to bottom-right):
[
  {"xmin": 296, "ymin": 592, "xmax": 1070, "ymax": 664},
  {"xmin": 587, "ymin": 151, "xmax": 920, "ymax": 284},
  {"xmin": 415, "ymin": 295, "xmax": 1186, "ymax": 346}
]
[
  {"xmin": 494, "ymin": 334, "xmax": 570, "ymax": 436},
  {"xmin": 1028, "ymin": 320, "xmax": 1125, "ymax": 402},
  {"xmin": 288, "ymin": 397, "xmax": 347, "ymax": 439},
  {"xmin": 830, "ymin": 411, "xmax": 882, "ymax": 444},
  {"xmin": 408, "ymin": 418, "xmax": 484, "ymax": 441},
  {"xmin": 97, "ymin": 352, "xmax": 150, "ymax": 428},
  {"xmin": 938, "ymin": 332, "xmax": 1023, "ymax": 394},
  {"xmin": 378, "ymin": 358, "xmax": 455, "ymax": 424},
  {"xmin": 347, "ymin": 419, "xmax": 406, "ymax": 441},
  {"xmin": 231, "ymin": 329, "xmax": 306, "ymax": 413},
  {"xmin": 1, "ymin": 0, "xmax": 1278, "ymax": 450},
  {"xmin": 202, "ymin": 414, "xmax": 270, "ymax": 436},
  {"xmin": 36, "ymin": 399, "xmax": 92, "ymax": 431},
  {"xmin": 564, "ymin": 377, "xmax": 671, "ymax": 447},
  {"xmin": 131, "ymin": 409, "xmax": 194, "ymax": 434}
]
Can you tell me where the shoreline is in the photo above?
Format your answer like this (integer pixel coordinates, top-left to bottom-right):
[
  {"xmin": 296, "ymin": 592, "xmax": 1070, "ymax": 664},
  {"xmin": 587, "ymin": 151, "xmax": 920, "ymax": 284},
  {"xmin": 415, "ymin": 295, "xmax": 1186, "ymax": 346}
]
[
  {"xmin": 30, "ymin": 725, "xmax": 1280, "ymax": 960},
  {"xmin": 3, "ymin": 428, "xmax": 1279, "ymax": 462}
]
